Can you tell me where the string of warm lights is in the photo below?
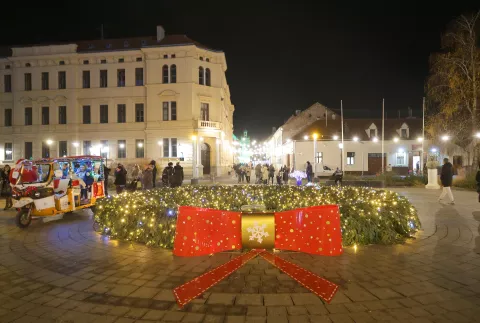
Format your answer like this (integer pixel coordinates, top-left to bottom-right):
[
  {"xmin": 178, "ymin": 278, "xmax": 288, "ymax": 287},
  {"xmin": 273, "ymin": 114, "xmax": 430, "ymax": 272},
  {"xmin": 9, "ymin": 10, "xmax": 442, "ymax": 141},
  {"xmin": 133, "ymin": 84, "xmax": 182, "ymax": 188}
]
[{"xmin": 94, "ymin": 185, "xmax": 421, "ymax": 248}]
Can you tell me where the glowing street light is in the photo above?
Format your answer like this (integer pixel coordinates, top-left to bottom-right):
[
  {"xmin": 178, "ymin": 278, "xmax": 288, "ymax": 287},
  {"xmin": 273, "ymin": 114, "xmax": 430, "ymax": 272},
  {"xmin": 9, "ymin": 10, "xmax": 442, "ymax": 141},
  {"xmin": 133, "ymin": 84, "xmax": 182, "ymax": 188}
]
[
  {"xmin": 312, "ymin": 133, "xmax": 318, "ymax": 139},
  {"xmin": 333, "ymin": 135, "xmax": 339, "ymax": 140},
  {"xmin": 338, "ymin": 143, "xmax": 343, "ymax": 149},
  {"xmin": 304, "ymin": 135, "xmax": 309, "ymax": 140},
  {"xmin": 372, "ymin": 137, "xmax": 379, "ymax": 143},
  {"xmin": 119, "ymin": 143, "xmax": 125, "ymax": 149},
  {"xmin": 398, "ymin": 148, "xmax": 404, "ymax": 153},
  {"xmin": 46, "ymin": 139, "xmax": 53, "ymax": 145},
  {"xmin": 441, "ymin": 135, "xmax": 450, "ymax": 142},
  {"xmin": 417, "ymin": 137, "xmax": 423, "ymax": 142},
  {"xmin": 137, "ymin": 142, "xmax": 143, "ymax": 148},
  {"xmin": 353, "ymin": 136, "xmax": 359, "ymax": 142},
  {"xmin": 476, "ymin": 132, "xmax": 480, "ymax": 138},
  {"xmin": 431, "ymin": 148, "xmax": 437, "ymax": 153},
  {"xmin": 157, "ymin": 141, "xmax": 163, "ymax": 146},
  {"xmin": 72, "ymin": 142, "xmax": 79, "ymax": 147},
  {"xmin": 191, "ymin": 135, "xmax": 197, "ymax": 141},
  {"xmin": 393, "ymin": 137, "xmax": 399, "ymax": 143}
]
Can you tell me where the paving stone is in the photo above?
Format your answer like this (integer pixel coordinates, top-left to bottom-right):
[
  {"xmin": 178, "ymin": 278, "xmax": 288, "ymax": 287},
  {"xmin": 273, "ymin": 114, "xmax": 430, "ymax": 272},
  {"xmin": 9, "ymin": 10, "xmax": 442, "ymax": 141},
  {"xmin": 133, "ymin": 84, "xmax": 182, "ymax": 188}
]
[
  {"xmin": 128, "ymin": 286, "xmax": 158, "ymax": 299},
  {"xmin": 225, "ymin": 316, "xmax": 246, "ymax": 323},
  {"xmin": 124, "ymin": 308, "xmax": 148, "ymax": 319},
  {"xmin": 291, "ymin": 293, "xmax": 323, "ymax": 305},
  {"xmin": 107, "ymin": 285, "xmax": 139, "ymax": 297},
  {"xmin": 182, "ymin": 313, "xmax": 205, "ymax": 323},
  {"xmin": 325, "ymin": 304, "xmax": 349, "ymax": 314},
  {"xmin": 344, "ymin": 303, "xmax": 368, "ymax": 313},
  {"xmin": 328, "ymin": 313, "xmax": 354, "ymax": 322},
  {"xmin": 263, "ymin": 294, "xmax": 292, "ymax": 306},
  {"xmin": 141, "ymin": 309, "xmax": 166, "ymax": 320},
  {"xmin": 153, "ymin": 289, "xmax": 176, "ymax": 302},
  {"xmin": 236, "ymin": 294, "xmax": 263, "ymax": 306},
  {"xmin": 408, "ymin": 307, "xmax": 431, "ymax": 317},
  {"xmin": 266, "ymin": 306, "xmax": 287, "ymax": 316},
  {"xmin": 203, "ymin": 314, "xmax": 226, "ymax": 323},
  {"xmin": 247, "ymin": 306, "xmax": 266, "ymax": 316},
  {"xmin": 368, "ymin": 288, "xmax": 403, "ymax": 300},
  {"xmin": 207, "ymin": 293, "xmax": 236, "ymax": 305}
]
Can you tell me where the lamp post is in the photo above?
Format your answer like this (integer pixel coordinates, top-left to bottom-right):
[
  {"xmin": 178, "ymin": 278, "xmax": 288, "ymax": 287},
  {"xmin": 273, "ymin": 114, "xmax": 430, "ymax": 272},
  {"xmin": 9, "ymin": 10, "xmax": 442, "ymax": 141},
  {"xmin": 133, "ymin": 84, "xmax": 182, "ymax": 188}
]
[
  {"xmin": 312, "ymin": 133, "xmax": 318, "ymax": 175},
  {"xmin": 191, "ymin": 135, "xmax": 198, "ymax": 184}
]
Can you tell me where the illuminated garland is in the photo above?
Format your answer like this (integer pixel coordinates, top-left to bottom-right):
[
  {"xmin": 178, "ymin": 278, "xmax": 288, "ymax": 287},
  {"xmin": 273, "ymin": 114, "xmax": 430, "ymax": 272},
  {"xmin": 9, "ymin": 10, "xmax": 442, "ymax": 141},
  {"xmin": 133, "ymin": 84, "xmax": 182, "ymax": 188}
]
[{"xmin": 94, "ymin": 185, "xmax": 421, "ymax": 248}]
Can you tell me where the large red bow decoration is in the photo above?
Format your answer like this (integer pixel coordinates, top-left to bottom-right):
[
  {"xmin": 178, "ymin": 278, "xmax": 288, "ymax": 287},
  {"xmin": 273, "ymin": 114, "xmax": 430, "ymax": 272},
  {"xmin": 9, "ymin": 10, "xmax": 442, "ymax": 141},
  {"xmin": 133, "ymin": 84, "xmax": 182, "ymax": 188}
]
[{"xmin": 173, "ymin": 205, "xmax": 343, "ymax": 257}]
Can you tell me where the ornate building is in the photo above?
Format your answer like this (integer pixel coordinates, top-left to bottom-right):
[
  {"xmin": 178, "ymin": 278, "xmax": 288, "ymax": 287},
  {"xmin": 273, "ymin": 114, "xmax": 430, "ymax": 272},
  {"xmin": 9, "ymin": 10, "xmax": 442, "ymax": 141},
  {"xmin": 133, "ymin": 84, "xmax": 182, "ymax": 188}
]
[{"xmin": 0, "ymin": 26, "xmax": 235, "ymax": 177}]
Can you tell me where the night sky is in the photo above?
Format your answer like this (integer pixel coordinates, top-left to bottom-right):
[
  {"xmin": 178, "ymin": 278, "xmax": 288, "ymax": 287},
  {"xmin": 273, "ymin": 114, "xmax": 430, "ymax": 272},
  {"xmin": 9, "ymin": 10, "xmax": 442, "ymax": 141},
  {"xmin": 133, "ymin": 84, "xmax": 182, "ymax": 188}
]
[{"xmin": 1, "ymin": 1, "xmax": 478, "ymax": 140}]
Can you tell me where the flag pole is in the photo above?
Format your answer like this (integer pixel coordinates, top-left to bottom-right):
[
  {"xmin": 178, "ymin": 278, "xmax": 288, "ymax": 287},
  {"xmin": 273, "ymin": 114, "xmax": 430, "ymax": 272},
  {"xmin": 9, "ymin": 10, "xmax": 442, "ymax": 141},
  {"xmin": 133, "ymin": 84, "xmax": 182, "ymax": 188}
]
[
  {"xmin": 421, "ymin": 97, "xmax": 425, "ymax": 174},
  {"xmin": 341, "ymin": 100, "xmax": 344, "ymax": 171},
  {"xmin": 382, "ymin": 98, "xmax": 385, "ymax": 174}
]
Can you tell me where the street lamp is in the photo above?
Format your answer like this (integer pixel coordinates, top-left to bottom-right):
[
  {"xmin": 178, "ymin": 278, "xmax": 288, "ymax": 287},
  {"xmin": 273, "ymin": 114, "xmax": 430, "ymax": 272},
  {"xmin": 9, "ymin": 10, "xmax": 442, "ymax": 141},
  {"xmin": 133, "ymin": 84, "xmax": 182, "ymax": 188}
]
[
  {"xmin": 476, "ymin": 132, "xmax": 480, "ymax": 138},
  {"xmin": 137, "ymin": 142, "xmax": 143, "ymax": 148},
  {"xmin": 304, "ymin": 135, "xmax": 309, "ymax": 140},
  {"xmin": 46, "ymin": 139, "xmax": 53, "ymax": 145},
  {"xmin": 393, "ymin": 137, "xmax": 399, "ymax": 143},
  {"xmin": 72, "ymin": 142, "xmax": 79, "ymax": 147},
  {"xmin": 353, "ymin": 136, "xmax": 359, "ymax": 142},
  {"xmin": 157, "ymin": 141, "xmax": 162, "ymax": 146},
  {"xmin": 417, "ymin": 137, "xmax": 423, "ymax": 142},
  {"xmin": 431, "ymin": 148, "xmax": 437, "ymax": 153},
  {"xmin": 333, "ymin": 135, "xmax": 339, "ymax": 140},
  {"xmin": 372, "ymin": 137, "xmax": 379, "ymax": 143},
  {"xmin": 441, "ymin": 135, "xmax": 449, "ymax": 142}
]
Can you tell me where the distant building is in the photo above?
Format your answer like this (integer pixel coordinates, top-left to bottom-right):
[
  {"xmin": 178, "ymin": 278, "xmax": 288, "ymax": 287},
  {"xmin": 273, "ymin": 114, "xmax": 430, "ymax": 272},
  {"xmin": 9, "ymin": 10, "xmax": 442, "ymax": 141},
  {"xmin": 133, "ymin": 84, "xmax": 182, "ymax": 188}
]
[
  {"xmin": 267, "ymin": 103, "xmax": 467, "ymax": 175},
  {"xmin": 0, "ymin": 26, "xmax": 234, "ymax": 177}
]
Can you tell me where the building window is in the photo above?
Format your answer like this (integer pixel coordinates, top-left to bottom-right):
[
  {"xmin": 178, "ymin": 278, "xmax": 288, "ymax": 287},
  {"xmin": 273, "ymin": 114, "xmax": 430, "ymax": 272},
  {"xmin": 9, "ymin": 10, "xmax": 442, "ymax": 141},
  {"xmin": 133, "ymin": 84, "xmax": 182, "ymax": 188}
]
[
  {"xmin": 41, "ymin": 72, "xmax": 49, "ymax": 90},
  {"xmin": 83, "ymin": 60, "xmax": 89, "ymax": 65},
  {"xmin": 347, "ymin": 152, "xmax": 355, "ymax": 165},
  {"xmin": 123, "ymin": 41, "xmax": 129, "ymax": 48},
  {"xmin": 171, "ymin": 54, "xmax": 176, "ymax": 58},
  {"xmin": 369, "ymin": 129, "xmax": 375, "ymax": 138},
  {"xmin": 100, "ymin": 105, "xmax": 108, "ymax": 123},
  {"xmin": 100, "ymin": 140, "xmax": 108, "ymax": 158},
  {"xmin": 206, "ymin": 58, "xmax": 210, "ymax": 62},
  {"xmin": 83, "ymin": 105, "xmax": 91, "ymax": 124},
  {"xmin": 41, "ymin": 107, "xmax": 49, "ymax": 125},
  {"xmin": 5, "ymin": 65, "xmax": 10, "ymax": 69},
  {"xmin": 135, "ymin": 68, "xmax": 143, "ymax": 86},
  {"xmin": 24, "ymin": 142, "xmax": 32, "ymax": 160},
  {"xmin": 199, "ymin": 57, "xmax": 204, "ymax": 61},
  {"xmin": 58, "ymin": 71, "xmax": 66, "ymax": 89},
  {"xmin": 162, "ymin": 138, "xmax": 178, "ymax": 157},
  {"xmin": 4, "ymin": 75, "xmax": 11, "ymax": 92},
  {"xmin": 117, "ymin": 140, "xmax": 126, "ymax": 158},
  {"xmin": 136, "ymin": 57, "xmax": 142, "ymax": 62},
  {"xmin": 59, "ymin": 61, "xmax": 65, "ymax": 65},
  {"xmin": 136, "ymin": 139, "xmax": 144, "ymax": 158},
  {"xmin": 315, "ymin": 152, "xmax": 323, "ymax": 164},
  {"xmin": 59, "ymin": 141, "xmax": 68, "ymax": 157},
  {"xmin": 163, "ymin": 54, "xmax": 168, "ymax": 59},
  {"xmin": 162, "ymin": 102, "xmax": 177, "ymax": 121},
  {"xmin": 4, "ymin": 109, "xmax": 12, "ymax": 127},
  {"xmin": 118, "ymin": 58, "xmax": 124, "ymax": 63},
  {"xmin": 162, "ymin": 65, "xmax": 169, "ymax": 83},
  {"xmin": 401, "ymin": 128, "xmax": 407, "ymax": 138},
  {"xmin": 83, "ymin": 141, "xmax": 91, "ymax": 155},
  {"xmin": 135, "ymin": 104, "xmax": 144, "ymax": 122},
  {"xmin": 396, "ymin": 152, "xmax": 407, "ymax": 166},
  {"xmin": 24, "ymin": 73, "xmax": 32, "ymax": 91},
  {"xmin": 170, "ymin": 65, "xmax": 176, "ymax": 83},
  {"xmin": 4, "ymin": 143, "xmax": 12, "ymax": 161},
  {"xmin": 117, "ymin": 69, "xmax": 125, "ymax": 87},
  {"xmin": 58, "ymin": 106, "xmax": 67, "ymax": 124},
  {"xmin": 100, "ymin": 70, "xmax": 108, "ymax": 88},
  {"xmin": 205, "ymin": 68, "xmax": 211, "ymax": 86},
  {"xmin": 25, "ymin": 63, "xmax": 31, "ymax": 67},
  {"xmin": 199, "ymin": 66, "xmax": 204, "ymax": 85},
  {"xmin": 117, "ymin": 104, "xmax": 126, "ymax": 123},
  {"xmin": 24, "ymin": 107, "xmax": 32, "ymax": 125},
  {"xmin": 101, "ymin": 59, "xmax": 107, "ymax": 64},
  {"xmin": 201, "ymin": 103, "xmax": 209, "ymax": 121},
  {"xmin": 42, "ymin": 142, "xmax": 50, "ymax": 158},
  {"xmin": 82, "ymin": 70, "xmax": 90, "ymax": 88}
]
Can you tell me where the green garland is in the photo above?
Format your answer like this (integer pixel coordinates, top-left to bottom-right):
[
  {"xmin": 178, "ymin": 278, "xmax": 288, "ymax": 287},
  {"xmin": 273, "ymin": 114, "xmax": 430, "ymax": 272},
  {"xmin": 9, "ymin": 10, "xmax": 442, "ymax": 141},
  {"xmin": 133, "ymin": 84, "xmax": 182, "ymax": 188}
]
[{"xmin": 94, "ymin": 185, "xmax": 421, "ymax": 248}]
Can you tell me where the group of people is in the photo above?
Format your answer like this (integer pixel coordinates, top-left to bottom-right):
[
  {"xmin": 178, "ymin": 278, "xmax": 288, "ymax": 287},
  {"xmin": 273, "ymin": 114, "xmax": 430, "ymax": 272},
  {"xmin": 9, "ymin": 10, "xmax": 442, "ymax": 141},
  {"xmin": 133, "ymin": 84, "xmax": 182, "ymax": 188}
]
[
  {"xmin": 0, "ymin": 165, "xmax": 12, "ymax": 210},
  {"xmin": 232, "ymin": 163, "xmax": 291, "ymax": 185},
  {"xmin": 112, "ymin": 160, "xmax": 184, "ymax": 194}
]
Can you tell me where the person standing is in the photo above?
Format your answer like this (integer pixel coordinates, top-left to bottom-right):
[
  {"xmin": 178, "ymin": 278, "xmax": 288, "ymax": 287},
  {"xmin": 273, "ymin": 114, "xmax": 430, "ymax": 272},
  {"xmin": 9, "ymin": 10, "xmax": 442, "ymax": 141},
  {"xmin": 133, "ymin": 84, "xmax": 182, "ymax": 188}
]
[
  {"xmin": 333, "ymin": 167, "xmax": 343, "ymax": 186},
  {"xmin": 114, "ymin": 163, "xmax": 127, "ymax": 194},
  {"xmin": 142, "ymin": 164, "xmax": 153, "ymax": 190},
  {"xmin": 476, "ymin": 164, "xmax": 480, "ymax": 203},
  {"xmin": 171, "ymin": 162, "xmax": 184, "ymax": 188},
  {"xmin": 268, "ymin": 164, "xmax": 275, "ymax": 185},
  {"xmin": 262, "ymin": 164, "xmax": 269, "ymax": 184},
  {"xmin": 306, "ymin": 161, "xmax": 313, "ymax": 183},
  {"xmin": 162, "ymin": 162, "xmax": 174, "ymax": 187},
  {"xmin": 150, "ymin": 160, "xmax": 157, "ymax": 188},
  {"xmin": 255, "ymin": 164, "xmax": 262, "ymax": 184},
  {"xmin": 283, "ymin": 165, "xmax": 289, "ymax": 185},
  {"xmin": 439, "ymin": 158, "xmax": 454, "ymax": 205},
  {"xmin": 2, "ymin": 165, "xmax": 13, "ymax": 210},
  {"xmin": 245, "ymin": 164, "xmax": 251, "ymax": 184},
  {"xmin": 103, "ymin": 164, "xmax": 111, "ymax": 196}
]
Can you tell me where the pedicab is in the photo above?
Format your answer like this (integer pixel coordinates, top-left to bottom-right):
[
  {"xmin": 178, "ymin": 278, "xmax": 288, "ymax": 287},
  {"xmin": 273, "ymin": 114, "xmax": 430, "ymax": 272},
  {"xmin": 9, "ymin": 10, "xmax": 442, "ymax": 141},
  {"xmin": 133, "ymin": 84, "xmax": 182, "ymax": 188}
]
[{"xmin": 9, "ymin": 156, "xmax": 106, "ymax": 228}]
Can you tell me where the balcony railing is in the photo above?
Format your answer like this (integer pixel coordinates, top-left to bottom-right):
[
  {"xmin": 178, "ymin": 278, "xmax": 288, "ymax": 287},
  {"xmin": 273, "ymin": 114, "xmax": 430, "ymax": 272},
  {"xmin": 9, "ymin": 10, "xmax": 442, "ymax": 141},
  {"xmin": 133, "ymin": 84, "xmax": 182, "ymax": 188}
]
[{"xmin": 198, "ymin": 120, "xmax": 220, "ymax": 129}]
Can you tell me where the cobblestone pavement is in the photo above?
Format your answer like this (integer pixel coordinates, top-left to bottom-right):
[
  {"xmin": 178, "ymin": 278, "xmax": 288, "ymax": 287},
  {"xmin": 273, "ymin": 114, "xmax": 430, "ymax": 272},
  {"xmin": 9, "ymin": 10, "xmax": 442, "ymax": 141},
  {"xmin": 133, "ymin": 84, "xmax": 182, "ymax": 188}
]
[{"xmin": 0, "ymin": 188, "xmax": 480, "ymax": 322}]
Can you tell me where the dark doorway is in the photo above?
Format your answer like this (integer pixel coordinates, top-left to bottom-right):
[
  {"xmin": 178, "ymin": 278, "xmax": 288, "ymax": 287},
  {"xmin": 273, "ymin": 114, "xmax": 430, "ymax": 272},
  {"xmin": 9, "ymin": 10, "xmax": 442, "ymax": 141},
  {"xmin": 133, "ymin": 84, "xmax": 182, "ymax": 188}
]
[
  {"xmin": 367, "ymin": 153, "xmax": 386, "ymax": 175},
  {"xmin": 201, "ymin": 143, "xmax": 211, "ymax": 175}
]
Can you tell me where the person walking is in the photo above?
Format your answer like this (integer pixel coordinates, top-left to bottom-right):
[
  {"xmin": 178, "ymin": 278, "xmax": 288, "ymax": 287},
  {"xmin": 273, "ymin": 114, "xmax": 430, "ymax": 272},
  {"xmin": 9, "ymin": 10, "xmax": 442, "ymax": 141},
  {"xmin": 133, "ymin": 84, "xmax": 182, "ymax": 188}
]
[
  {"xmin": 333, "ymin": 167, "xmax": 343, "ymax": 186},
  {"xmin": 142, "ymin": 164, "xmax": 153, "ymax": 190},
  {"xmin": 103, "ymin": 164, "xmax": 111, "ymax": 196},
  {"xmin": 255, "ymin": 164, "xmax": 262, "ymax": 184},
  {"xmin": 476, "ymin": 164, "xmax": 480, "ymax": 203},
  {"xmin": 439, "ymin": 158, "xmax": 454, "ymax": 205},
  {"xmin": 149, "ymin": 160, "xmax": 157, "ymax": 188},
  {"xmin": 162, "ymin": 162, "xmax": 174, "ymax": 187},
  {"xmin": 306, "ymin": 161, "xmax": 313, "ymax": 183},
  {"xmin": 262, "ymin": 164, "xmax": 269, "ymax": 184},
  {"xmin": 171, "ymin": 162, "xmax": 184, "ymax": 188},
  {"xmin": 245, "ymin": 164, "xmax": 251, "ymax": 184},
  {"xmin": 283, "ymin": 165, "xmax": 289, "ymax": 185},
  {"xmin": 114, "ymin": 163, "xmax": 127, "ymax": 194},
  {"xmin": 2, "ymin": 165, "xmax": 13, "ymax": 210},
  {"xmin": 268, "ymin": 164, "xmax": 275, "ymax": 185}
]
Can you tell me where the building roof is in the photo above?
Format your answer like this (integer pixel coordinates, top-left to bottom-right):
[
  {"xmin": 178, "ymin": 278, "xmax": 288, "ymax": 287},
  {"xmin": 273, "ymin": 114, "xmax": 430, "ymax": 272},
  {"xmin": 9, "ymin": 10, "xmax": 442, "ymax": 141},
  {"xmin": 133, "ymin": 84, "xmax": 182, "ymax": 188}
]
[
  {"xmin": 0, "ymin": 34, "xmax": 218, "ymax": 58},
  {"xmin": 292, "ymin": 118, "xmax": 423, "ymax": 141}
]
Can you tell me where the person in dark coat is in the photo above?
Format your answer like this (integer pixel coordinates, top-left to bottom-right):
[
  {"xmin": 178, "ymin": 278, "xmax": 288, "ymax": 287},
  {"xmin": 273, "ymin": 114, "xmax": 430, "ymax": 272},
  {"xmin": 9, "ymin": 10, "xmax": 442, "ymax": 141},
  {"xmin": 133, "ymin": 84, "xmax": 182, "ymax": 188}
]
[
  {"xmin": 268, "ymin": 164, "xmax": 275, "ymax": 185},
  {"xmin": 171, "ymin": 162, "xmax": 184, "ymax": 188},
  {"xmin": 2, "ymin": 165, "xmax": 13, "ymax": 210},
  {"xmin": 476, "ymin": 164, "xmax": 480, "ymax": 203},
  {"xmin": 162, "ymin": 162, "xmax": 174, "ymax": 187},
  {"xmin": 102, "ymin": 164, "xmax": 111, "ymax": 196},
  {"xmin": 282, "ymin": 165, "xmax": 289, "ymax": 185},
  {"xmin": 142, "ymin": 165, "xmax": 153, "ymax": 190},
  {"xmin": 150, "ymin": 160, "xmax": 157, "ymax": 188},
  {"xmin": 438, "ymin": 158, "xmax": 454, "ymax": 205},
  {"xmin": 333, "ymin": 167, "xmax": 343, "ymax": 186},
  {"xmin": 306, "ymin": 161, "xmax": 313, "ymax": 183},
  {"xmin": 114, "ymin": 164, "xmax": 127, "ymax": 194}
]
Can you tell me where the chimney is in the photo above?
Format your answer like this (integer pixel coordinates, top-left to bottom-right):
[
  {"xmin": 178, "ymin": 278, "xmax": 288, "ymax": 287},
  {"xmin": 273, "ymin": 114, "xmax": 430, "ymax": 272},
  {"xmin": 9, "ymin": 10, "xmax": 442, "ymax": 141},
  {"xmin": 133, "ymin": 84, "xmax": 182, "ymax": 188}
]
[
  {"xmin": 272, "ymin": 127, "xmax": 277, "ymax": 134},
  {"xmin": 156, "ymin": 26, "xmax": 165, "ymax": 42},
  {"xmin": 295, "ymin": 110, "xmax": 301, "ymax": 116}
]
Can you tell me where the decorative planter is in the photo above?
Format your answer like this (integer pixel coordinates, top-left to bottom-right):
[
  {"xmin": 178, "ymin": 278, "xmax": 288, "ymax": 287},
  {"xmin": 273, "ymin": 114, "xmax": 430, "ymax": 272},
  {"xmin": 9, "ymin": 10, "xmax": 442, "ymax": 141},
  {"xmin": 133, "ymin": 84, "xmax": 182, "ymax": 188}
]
[{"xmin": 425, "ymin": 168, "xmax": 440, "ymax": 189}]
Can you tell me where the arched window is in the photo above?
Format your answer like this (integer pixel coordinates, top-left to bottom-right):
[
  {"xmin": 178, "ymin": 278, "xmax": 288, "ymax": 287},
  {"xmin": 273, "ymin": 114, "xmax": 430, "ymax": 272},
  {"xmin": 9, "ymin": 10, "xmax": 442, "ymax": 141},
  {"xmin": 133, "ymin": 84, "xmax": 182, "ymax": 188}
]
[
  {"xmin": 170, "ymin": 65, "xmax": 177, "ymax": 83},
  {"xmin": 205, "ymin": 68, "xmax": 211, "ymax": 86},
  {"xmin": 199, "ymin": 67, "xmax": 204, "ymax": 85},
  {"xmin": 162, "ymin": 65, "xmax": 169, "ymax": 84}
]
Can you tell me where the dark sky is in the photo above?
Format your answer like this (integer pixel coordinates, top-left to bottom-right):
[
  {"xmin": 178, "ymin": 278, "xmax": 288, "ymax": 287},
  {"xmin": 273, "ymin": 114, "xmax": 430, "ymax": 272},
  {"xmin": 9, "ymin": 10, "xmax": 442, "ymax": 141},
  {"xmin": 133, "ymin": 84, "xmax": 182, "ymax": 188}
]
[{"xmin": 1, "ymin": 1, "xmax": 478, "ymax": 140}]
